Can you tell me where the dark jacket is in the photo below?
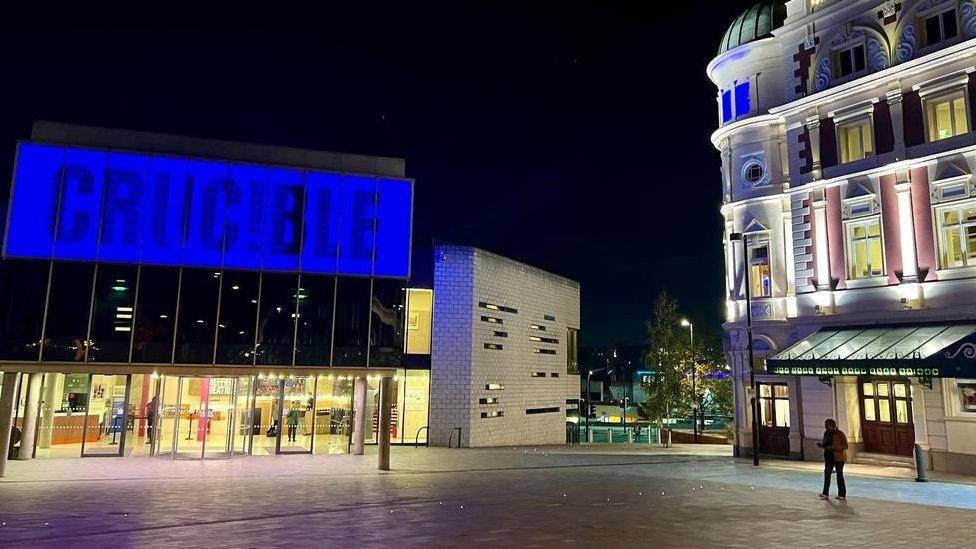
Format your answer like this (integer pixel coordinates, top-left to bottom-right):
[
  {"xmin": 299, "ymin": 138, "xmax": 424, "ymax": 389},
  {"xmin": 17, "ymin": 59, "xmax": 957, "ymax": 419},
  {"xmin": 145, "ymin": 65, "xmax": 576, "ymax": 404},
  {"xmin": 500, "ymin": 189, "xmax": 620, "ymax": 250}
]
[{"xmin": 822, "ymin": 429, "xmax": 849, "ymax": 462}]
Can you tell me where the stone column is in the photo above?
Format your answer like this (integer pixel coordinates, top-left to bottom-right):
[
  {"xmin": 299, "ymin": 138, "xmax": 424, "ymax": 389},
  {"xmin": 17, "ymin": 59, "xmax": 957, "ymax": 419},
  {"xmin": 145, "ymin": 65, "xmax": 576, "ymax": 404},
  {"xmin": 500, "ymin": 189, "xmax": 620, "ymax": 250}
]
[
  {"xmin": 378, "ymin": 376, "xmax": 393, "ymax": 470},
  {"xmin": 352, "ymin": 376, "xmax": 367, "ymax": 456},
  {"xmin": 38, "ymin": 373, "xmax": 63, "ymax": 449},
  {"xmin": 0, "ymin": 372, "xmax": 19, "ymax": 477},
  {"xmin": 18, "ymin": 372, "xmax": 43, "ymax": 460}
]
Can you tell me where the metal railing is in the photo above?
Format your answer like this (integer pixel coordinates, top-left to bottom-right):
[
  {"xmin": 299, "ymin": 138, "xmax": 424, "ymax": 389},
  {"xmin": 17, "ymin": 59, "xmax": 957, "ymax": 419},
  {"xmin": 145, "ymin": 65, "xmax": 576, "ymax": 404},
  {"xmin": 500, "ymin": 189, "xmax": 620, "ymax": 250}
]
[{"xmin": 414, "ymin": 426, "xmax": 429, "ymax": 448}]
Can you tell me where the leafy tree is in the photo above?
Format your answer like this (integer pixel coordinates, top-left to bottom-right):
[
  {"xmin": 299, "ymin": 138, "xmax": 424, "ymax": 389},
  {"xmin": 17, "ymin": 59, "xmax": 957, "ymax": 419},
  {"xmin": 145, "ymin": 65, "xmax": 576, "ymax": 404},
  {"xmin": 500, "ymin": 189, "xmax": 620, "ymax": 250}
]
[{"xmin": 639, "ymin": 291, "xmax": 688, "ymax": 446}]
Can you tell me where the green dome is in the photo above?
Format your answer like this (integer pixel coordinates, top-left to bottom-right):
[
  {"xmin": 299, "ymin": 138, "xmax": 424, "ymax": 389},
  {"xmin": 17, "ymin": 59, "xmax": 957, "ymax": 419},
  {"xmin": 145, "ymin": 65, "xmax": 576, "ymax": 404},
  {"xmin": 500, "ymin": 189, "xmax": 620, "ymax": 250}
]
[{"xmin": 718, "ymin": 1, "xmax": 787, "ymax": 54}]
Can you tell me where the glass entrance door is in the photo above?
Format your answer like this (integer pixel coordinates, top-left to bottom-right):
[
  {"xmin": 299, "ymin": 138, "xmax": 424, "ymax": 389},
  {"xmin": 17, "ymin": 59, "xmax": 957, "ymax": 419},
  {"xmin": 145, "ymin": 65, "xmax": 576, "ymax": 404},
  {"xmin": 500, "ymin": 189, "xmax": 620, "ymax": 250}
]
[{"xmin": 155, "ymin": 376, "xmax": 247, "ymax": 459}]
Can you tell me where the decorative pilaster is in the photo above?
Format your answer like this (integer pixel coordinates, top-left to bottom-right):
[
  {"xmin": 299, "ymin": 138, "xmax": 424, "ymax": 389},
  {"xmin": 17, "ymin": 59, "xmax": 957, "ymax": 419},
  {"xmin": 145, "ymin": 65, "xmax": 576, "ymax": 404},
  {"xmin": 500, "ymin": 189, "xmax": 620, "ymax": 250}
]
[{"xmin": 886, "ymin": 89, "xmax": 906, "ymax": 160}]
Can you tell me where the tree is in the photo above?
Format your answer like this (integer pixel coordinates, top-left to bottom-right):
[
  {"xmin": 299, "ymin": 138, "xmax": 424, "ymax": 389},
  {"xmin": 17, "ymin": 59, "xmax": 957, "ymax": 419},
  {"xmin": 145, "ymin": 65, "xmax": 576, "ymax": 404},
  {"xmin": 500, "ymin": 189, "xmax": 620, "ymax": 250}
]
[{"xmin": 639, "ymin": 291, "xmax": 688, "ymax": 447}]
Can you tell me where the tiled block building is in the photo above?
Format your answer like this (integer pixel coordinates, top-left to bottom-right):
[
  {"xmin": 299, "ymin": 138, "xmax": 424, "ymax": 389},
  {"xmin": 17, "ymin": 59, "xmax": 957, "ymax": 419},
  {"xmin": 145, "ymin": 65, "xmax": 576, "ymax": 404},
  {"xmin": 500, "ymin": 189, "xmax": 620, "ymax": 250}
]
[{"xmin": 429, "ymin": 245, "xmax": 581, "ymax": 447}]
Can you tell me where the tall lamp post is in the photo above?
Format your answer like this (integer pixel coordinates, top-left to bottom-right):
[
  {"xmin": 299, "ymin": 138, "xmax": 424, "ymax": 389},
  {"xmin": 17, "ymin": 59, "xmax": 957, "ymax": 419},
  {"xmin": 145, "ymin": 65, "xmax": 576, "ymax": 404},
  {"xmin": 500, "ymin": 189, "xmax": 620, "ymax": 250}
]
[
  {"xmin": 729, "ymin": 232, "xmax": 760, "ymax": 466},
  {"xmin": 585, "ymin": 366, "xmax": 609, "ymax": 443},
  {"xmin": 680, "ymin": 318, "xmax": 697, "ymax": 443}
]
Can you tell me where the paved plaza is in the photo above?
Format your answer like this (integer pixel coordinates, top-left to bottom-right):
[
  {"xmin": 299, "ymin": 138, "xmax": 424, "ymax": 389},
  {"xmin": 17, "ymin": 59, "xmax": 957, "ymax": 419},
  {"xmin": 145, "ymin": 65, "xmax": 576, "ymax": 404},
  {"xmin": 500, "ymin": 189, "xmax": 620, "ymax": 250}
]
[{"xmin": 1, "ymin": 445, "xmax": 975, "ymax": 547}]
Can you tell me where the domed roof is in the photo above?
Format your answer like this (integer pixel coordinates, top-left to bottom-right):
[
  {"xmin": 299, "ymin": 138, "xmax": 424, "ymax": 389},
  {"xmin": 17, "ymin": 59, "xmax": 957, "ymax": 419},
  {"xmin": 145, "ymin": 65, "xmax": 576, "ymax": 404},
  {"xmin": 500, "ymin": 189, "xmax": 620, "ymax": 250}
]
[{"xmin": 718, "ymin": 1, "xmax": 787, "ymax": 54}]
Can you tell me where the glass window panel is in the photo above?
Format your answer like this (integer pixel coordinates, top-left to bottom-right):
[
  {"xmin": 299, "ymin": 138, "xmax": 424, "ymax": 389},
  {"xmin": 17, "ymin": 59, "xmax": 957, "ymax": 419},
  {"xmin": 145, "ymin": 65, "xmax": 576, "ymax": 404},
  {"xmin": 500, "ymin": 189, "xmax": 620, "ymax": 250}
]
[
  {"xmin": 858, "ymin": 327, "xmax": 918, "ymax": 358},
  {"xmin": 124, "ymin": 373, "xmax": 154, "ymax": 457},
  {"xmin": 252, "ymin": 377, "xmax": 281, "ymax": 456},
  {"xmin": 773, "ymin": 330, "xmax": 836, "ymax": 359},
  {"xmin": 43, "ymin": 262, "xmax": 95, "ymax": 362},
  {"xmin": 759, "ymin": 397, "xmax": 773, "ymax": 426},
  {"xmin": 893, "ymin": 383, "xmax": 908, "ymax": 398},
  {"xmin": 402, "ymin": 370, "xmax": 429, "ymax": 444},
  {"xmin": 87, "ymin": 264, "xmax": 138, "ymax": 362},
  {"xmin": 895, "ymin": 400, "xmax": 909, "ymax": 423},
  {"xmin": 773, "ymin": 384, "xmax": 789, "ymax": 398},
  {"xmin": 943, "ymin": 9, "xmax": 958, "ymax": 39},
  {"xmin": 216, "ymin": 271, "xmax": 260, "ymax": 365},
  {"xmin": 759, "ymin": 384, "xmax": 772, "ymax": 397},
  {"xmin": 958, "ymin": 382, "xmax": 976, "ymax": 413},
  {"xmin": 885, "ymin": 326, "xmax": 946, "ymax": 358},
  {"xmin": 132, "ymin": 267, "xmax": 179, "ymax": 363},
  {"xmin": 333, "ymin": 278, "xmax": 371, "ymax": 366},
  {"xmin": 370, "ymin": 280, "xmax": 405, "ymax": 366},
  {"xmin": 877, "ymin": 383, "xmax": 890, "ymax": 397},
  {"xmin": 295, "ymin": 275, "xmax": 335, "ymax": 366},
  {"xmin": 864, "ymin": 398, "xmax": 876, "ymax": 421},
  {"xmin": 405, "ymin": 289, "xmax": 433, "ymax": 355},
  {"xmin": 256, "ymin": 273, "xmax": 298, "ymax": 366},
  {"xmin": 797, "ymin": 330, "xmax": 861, "ymax": 359},
  {"xmin": 954, "ymin": 97, "xmax": 969, "ymax": 134},
  {"xmin": 774, "ymin": 399, "xmax": 790, "ymax": 428},
  {"xmin": 862, "ymin": 382, "xmax": 874, "ymax": 396},
  {"xmin": 832, "ymin": 329, "xmax": 886, "ymax": 360},
  {"xmin": 0, "ymin": 260, "xmax": 49, "ymax": 360},
  {"xmin": 174, "ymin": 269, "xmax": 221, "ymax": 364},
  {"xmin": 878, "ymin": 398, "xmax": 891, "ymax": 422},
  {"xmin": 925, "ymin": 13, "xmax": 943, "ymax": 44},
  {"xmin": 839, "ymin": 48, "xmax": 854, "ymax": 76},
  {"xmin": 82, "ymin": 374, "xmax": 129, "ymax": 456},
  {"xmin": 281, "ymin": 376, "xmax": 314, "ymax": 453},
  {"xmin": 313, "ymin": 376, "xmax": 353, "ymax": 454},
  {"xmin": 35, "ymin": 373, "xmax": 84, "ymax": 458}
]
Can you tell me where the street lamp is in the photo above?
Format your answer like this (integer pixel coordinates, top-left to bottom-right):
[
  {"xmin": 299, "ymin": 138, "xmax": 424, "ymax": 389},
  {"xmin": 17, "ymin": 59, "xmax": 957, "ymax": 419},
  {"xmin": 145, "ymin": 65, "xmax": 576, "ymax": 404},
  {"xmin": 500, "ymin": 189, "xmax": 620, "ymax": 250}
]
[
  {"xmin": 680, "ymin": 318, "xmax": 697, "ymax": 443},
  {"xmin": 585, "ymin": 366, "xmax": 609, "ymax": 443},
  {"xmin": 729, "ymin": 232, "xmax": 760, "ymax": 467}
]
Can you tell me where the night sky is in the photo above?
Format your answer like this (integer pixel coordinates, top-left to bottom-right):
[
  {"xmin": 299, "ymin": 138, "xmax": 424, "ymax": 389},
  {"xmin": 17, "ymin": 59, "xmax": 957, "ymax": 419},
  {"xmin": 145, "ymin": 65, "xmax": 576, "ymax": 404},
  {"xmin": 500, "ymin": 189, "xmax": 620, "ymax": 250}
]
[{"xmin": 0, "ymin": 3, "xmax": 757, "ymax": 346}]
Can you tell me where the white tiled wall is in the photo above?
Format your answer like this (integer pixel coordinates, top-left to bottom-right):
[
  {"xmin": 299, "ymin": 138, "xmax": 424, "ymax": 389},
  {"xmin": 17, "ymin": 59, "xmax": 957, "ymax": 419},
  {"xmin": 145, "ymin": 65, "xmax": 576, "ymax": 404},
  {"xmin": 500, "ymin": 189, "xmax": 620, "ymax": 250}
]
[{"xmin": 430, "ymin": 245, "xmax": 581, "ymax": 447}]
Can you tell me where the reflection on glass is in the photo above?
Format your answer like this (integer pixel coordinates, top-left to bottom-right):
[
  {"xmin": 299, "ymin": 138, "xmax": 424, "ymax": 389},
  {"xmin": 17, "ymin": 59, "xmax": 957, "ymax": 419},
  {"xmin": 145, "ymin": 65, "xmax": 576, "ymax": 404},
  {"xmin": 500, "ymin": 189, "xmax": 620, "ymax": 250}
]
[
  {"xmin": 334, "ymin": 278, "xmax": 370, "ymax": 366},
  {"xmin": 88, "ymin": 265, "xmax": 138, "ymax": 362},
  {"xmin": 175, "ymin": 269, "xmax": 220, "ymax": 364},
  {"xmin": 896, "ymin": 400, "xmax": 909, "ymax": 424},
  {"xmin": 864, "ymin": 398, "xmax": 876, "ymax": 421},
  {"xmin": 43, "ymin": 262, "xmax": 95, "ymax": 362},
  {"xmin": 893, "ymin": 383, "xmax": 907, "ymax": 398},
  {"xmin": 124, "ymin": 373, "xmax": 155, "ymax": 457},
  {"xmin": 0, "ymin": 260, "xmax": 48, "ymax": 360},
  {"xmin": 252, "ymin": 377, "xmax": 281, "ymax": 456},
  {"xmin": 878, "ymin": 399, "xmax": 891, "ymax": 422},
  {"xmin": 256, "ymin": 273, "xmax": 298, "ymax": 366},
  {"xmin": 233, "ymin": 376, "xmax": 255, "ymax": 455},
  {"xmin": 132, "ymin": 267, "xmax": 179, "ymax": 363},
  {"xmin": 402, "ymin": 370, "xmax": 430, "ymax": 444},
  {"xmin": 313, "ymin": 376, "xmax": 352, "ymax": 454},
  {"xmin": 281, "ymin": 376, "xmax": 314, "ymax": 453},
  {"xmin": 295, "ymin": 275, "xmax": 335, "ymax": 366},
  {"xmin": 370, "ymin": 280, "xmax": 405, "ymax": 366},
  {"xmin": 216, "ymin": 271, "xmax": 259, "ymax": 364},
  {"xmin": 34, "ymin": 373, "xmax": 88, "ymax": 459}
]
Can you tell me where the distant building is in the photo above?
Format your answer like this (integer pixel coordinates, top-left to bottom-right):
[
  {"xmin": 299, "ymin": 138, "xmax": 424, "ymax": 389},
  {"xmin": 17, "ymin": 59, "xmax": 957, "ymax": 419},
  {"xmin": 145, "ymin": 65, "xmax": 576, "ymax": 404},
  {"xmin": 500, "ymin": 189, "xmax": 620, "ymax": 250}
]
[
  {"xmin": 709, "ymin": 0, "xmax": 976, "ymax": 474},
  {"xmin": 429, "ymin": 245, "xmax": 581, "ymax": 447}
]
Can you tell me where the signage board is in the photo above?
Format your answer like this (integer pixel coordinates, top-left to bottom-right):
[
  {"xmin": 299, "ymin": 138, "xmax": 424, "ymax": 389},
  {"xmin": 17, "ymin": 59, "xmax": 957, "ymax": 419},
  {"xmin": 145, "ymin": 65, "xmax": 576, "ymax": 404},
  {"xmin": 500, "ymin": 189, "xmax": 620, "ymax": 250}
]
[{"xmin": 4, "ymin": 142, "xmax": 413, "ymax": 278}]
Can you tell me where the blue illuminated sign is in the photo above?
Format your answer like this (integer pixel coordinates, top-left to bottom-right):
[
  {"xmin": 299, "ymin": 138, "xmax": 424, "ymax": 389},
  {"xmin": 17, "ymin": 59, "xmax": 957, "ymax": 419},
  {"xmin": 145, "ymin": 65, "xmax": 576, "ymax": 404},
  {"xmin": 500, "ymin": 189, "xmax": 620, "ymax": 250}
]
[{"xmin": 3, "ymin": 142, "xmax": 413, "ymax": 278}]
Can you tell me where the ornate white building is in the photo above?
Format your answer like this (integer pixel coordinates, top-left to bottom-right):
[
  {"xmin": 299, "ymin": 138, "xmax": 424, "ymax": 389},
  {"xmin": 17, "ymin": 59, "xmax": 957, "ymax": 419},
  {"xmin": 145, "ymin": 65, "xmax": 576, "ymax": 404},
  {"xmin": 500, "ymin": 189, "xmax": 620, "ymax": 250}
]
[{"xmin": 710, "ymin": 0, "xmax": 976, "ymax": 474}]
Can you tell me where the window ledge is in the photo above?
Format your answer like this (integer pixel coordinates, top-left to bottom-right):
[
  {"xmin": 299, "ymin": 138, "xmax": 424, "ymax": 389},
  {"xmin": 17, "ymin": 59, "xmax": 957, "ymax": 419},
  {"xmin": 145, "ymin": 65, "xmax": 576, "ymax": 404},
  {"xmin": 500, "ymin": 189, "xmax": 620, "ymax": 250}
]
[
  {"xmin": 935, "ymin": 267, "xmax": 976, "ymax": 281},
  {"xmin": 945, "ymin": 415, "xmax": 976, "ymax": 423},
  {"xmin": 844, "ymin": 276, "xmax": 888, "ymax": 289}
]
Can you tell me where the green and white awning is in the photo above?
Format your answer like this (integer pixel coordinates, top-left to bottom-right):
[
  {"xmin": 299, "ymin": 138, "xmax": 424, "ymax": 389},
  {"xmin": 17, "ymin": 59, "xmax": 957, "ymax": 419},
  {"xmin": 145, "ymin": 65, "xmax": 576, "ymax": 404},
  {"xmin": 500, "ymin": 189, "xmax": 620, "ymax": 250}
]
[{"xmin": 766, "ymin": 323, "xmax": 976, "ymax": 378}]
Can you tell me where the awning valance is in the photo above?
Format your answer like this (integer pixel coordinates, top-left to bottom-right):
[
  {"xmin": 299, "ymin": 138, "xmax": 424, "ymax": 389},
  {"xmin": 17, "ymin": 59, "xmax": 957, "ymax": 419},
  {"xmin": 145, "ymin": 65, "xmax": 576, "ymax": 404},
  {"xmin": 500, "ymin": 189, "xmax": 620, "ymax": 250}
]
[{"xmin": 766, "ymin": 323, "xmax": 976, "ymax": 378}]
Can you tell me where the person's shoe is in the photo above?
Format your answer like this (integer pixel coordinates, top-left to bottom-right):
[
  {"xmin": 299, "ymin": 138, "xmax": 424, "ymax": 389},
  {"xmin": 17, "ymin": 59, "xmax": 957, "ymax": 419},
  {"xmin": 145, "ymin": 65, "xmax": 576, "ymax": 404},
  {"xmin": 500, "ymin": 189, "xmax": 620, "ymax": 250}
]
[
  {"xmin": 818, "ymin": 493, "xmax": 830, "ymax": 500},
  {"xmin": 836, "ymin": 496, "xmax": 847, "ymax": 501}
]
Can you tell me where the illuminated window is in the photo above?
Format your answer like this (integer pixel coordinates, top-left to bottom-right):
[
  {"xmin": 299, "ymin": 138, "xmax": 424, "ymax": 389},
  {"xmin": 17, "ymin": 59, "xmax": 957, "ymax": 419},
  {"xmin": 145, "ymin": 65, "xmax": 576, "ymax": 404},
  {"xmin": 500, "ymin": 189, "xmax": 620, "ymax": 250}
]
[
  {"xmin": 721, "ymin": 90, "xmax": 733, "ymax": 123},
  {"xmin": 758, "ymin": 383, "xmax": 790, "ymax": 427},
  {"xmin": 747, "ymin": 239, "xmax": 772, "ymax": 298},
  {"xmin": 936, "ymin": 202, "xmax": 976, "ymax": 269},
  {"xmin": 404, "ymin": 288, "xmax": 432, "ymax": 355},
  {"xmin": 566, "ymin": 327, "xmax": 579, "ymax": 374},
  {"xmin": 834, "ymin": 43, "xmax": 866, "ymax": 77},
  {"xmin": 838, "ymin": 118, "xmax": 873, "ymax": 163},
  {"xmin": 926, "ymin": 92, "xmax": 969, "ymax": 142},
  {"xmin": 734, "ymin": 82, "xmax": 750, "ymax": 117},
  {"xmin": 480, "ymin": 410, "xmax": 503, "ymax": 418},
  {"xmin": 845, "ymin": 217, "xmax": 885, "ymax": 279},
  {"xmin": 955, "ymin": 381, "xmax": 976, "ymax": 415},
  {"xmin": 920, "ymin": 7, "xmax": 958, "ymax": 47}
]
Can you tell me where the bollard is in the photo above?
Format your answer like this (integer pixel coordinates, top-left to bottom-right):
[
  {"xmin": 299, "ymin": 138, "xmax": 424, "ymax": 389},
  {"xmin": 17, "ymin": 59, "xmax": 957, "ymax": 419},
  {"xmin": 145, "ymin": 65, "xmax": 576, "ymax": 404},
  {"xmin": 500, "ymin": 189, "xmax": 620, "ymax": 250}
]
[{"xmin": 914, "ymin": 443, "xmax": 928, "ymax": 482}]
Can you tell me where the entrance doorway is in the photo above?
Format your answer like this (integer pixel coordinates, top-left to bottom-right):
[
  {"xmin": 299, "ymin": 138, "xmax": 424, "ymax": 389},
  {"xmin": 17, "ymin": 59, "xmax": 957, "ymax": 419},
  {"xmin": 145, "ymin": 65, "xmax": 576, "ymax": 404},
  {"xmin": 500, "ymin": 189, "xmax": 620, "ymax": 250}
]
[
  {"xmin": 757, "ymin": 382, "xmax": 791, "ymax": 457},
  {"xmin": 859, "ymin": 378, "xmax": 914, "ymax": 456},
  {"xmin": 155, "ymin": 376, "xmax": 247, "ymax": 459}
]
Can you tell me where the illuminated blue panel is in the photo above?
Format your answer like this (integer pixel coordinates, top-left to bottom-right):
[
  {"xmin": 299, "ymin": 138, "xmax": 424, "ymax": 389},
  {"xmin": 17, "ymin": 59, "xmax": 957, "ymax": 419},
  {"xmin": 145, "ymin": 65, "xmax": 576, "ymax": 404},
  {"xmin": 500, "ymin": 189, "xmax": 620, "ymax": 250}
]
[
  {"xmin": 261, "ymin": 168, "xmax": 304, "ymax": 272},
  {"xmin": 301, "ymin": 172, "xmax": 341, "ymax": 275},
  {"xmin": 223, "ymin": 164, "xmax": 268, "ymax": 270},
  {"xmin": 373, "ymin": 178, "xmax": 412, "ymax": 277},
  {"xmin": 4, "ymin": 143, "xmax": 61, "ymax": 259},
  {"xmin": 182, "ymin": 159, "xmax": 229, "ymax": 269},
  {"xmin": 734, "ymin": 82, "xmax": 750, "ymax": 117},
  {"xmin": 140, "ymin": 156, "xmax": 192, "ymax": 267},
  {"xmin": 53, "ymin": 148, "xmax": 106, "ymax": 260},
  {"xmin": 336, "ymin": 175, "xmax": 377, "ymax": 276},
  {"xmin": 4, "ymin": 142, "xmax": 413, "ymax": 278},
  {"xmin": 99, "ymin": 152, "xmax": 149, "ymax": 262},
  {"xmin": 721, "ymin": 90, "xmax": 732, "ymax": 123}
]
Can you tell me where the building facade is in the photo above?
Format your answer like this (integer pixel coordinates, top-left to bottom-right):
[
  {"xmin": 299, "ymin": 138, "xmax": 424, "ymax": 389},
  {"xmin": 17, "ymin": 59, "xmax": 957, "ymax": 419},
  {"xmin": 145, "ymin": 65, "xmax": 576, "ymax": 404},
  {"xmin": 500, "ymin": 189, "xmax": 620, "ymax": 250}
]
[
  {"xmin": 710, "ymin": 0, "xmax": 976, "ymax": 473},
  {"xmin": 0, "ymin": 121, "xmax": 426, "ymax": 471},
  {"xmin": 428, "ymin": 245, "xmax": 580, "ymax": 447}
]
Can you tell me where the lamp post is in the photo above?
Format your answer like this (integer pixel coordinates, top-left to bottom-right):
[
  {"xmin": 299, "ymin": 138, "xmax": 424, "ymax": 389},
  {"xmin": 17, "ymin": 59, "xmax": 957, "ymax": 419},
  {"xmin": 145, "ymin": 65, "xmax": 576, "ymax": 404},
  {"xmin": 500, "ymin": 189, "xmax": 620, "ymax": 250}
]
[
  {"xmin": 680, "ymin": 318, "xmax": 697, "ymax": 443},
  {"xmin": 730, "ymin": 232, "xmax": 760, "ymax": 466},
  {"xmin": 585, "ymin": 366, "xmax": 608, "ymax": 443}
]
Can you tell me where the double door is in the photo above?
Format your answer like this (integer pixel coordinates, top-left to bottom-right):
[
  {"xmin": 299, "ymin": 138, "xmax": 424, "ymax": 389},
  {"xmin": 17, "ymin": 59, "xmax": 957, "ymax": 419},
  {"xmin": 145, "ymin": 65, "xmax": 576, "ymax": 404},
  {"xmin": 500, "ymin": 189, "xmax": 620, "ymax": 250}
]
[
  {"xmin": 859, "ymin": 378, "xmax": 915, "ymax": 457},
  {"xmin": 155, "ymin": 376, "xmax": 252, "ymax": 459}
]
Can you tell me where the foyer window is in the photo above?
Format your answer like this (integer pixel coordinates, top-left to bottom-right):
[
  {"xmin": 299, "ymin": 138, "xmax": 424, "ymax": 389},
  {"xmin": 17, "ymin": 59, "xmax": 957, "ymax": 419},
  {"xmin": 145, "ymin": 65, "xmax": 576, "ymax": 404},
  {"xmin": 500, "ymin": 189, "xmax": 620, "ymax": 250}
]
[
  {"xmin": 747, "ymin": 238, "xmax": 772, "ymax": 298},
  {"xmin": 926, "ymin": 92, "xmax": 968, "ymax": 142},
  {"xmin": 845, "ymin": 217, "xmax": 885, "ymax": 279},
  {"xmin": 920, "ymin": 7, "xmax": 958, "ymax": 47},
  {"xmin": 758, "ymin": 383, "xmax": 790, "ymax": 427},
  {"xmin": 936, "ymin": 202, "xmax": 976, "ymax": 269},
  {"xmin": 838, "ymin": 118, "xmax": 873, "ymax": 163}
]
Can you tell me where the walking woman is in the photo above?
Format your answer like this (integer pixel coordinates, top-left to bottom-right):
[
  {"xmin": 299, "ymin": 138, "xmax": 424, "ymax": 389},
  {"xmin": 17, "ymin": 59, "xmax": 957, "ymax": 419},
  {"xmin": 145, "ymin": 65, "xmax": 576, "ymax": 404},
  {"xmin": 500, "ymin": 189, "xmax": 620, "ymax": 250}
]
[{"xmin": 817, "ymin": 418, "xmax": 848, "ymax": 501}]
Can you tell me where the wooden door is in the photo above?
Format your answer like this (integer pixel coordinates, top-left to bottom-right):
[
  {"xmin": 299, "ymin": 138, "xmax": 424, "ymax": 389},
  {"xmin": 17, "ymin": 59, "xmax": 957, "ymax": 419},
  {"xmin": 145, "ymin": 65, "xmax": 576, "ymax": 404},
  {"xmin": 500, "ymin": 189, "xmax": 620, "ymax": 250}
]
[{"xmin": 860, "ymin": 379, "xmax": 914, "ymax": 457}]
